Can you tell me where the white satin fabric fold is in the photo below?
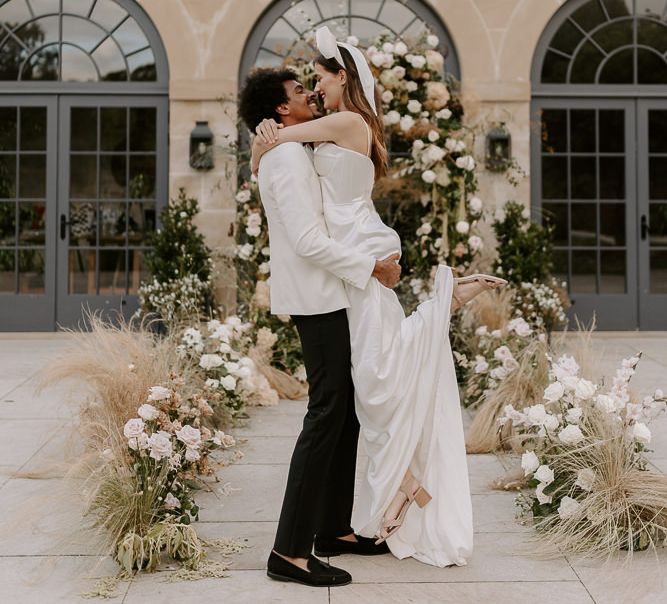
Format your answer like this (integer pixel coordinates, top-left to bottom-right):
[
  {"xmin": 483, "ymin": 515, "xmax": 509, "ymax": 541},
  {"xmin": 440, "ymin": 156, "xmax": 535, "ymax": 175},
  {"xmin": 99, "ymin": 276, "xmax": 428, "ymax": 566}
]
[{"xmin": 314, "ymin": 143, "xmax": 473, "ymax": 567}]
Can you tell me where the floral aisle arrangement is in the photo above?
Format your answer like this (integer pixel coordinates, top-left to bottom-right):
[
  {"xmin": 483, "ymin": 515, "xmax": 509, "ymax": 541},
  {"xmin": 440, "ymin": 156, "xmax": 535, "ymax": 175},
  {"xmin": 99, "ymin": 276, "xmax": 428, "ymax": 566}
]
[
  {"xmin": 501, "ymin": 354, "xmax": 667, "ymax": 556},
  {"xmin": 136, "ymin": 188, "xmax": 216, "ymax": 327}
]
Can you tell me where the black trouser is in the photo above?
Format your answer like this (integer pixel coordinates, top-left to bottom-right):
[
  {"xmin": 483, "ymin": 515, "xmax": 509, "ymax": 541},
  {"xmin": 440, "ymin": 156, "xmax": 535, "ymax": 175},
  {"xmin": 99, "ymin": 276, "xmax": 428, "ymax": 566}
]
[{"xmin": 273, "ymin": 308, "xmax": 360, "ymax": 558}]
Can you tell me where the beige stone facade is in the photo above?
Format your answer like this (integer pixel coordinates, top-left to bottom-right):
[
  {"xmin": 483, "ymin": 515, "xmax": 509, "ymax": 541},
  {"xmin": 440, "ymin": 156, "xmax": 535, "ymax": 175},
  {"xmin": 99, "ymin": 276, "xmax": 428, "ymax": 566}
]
[{"xmin": 136, "ymin": 0, "xmax": 568, "ymax": 299}]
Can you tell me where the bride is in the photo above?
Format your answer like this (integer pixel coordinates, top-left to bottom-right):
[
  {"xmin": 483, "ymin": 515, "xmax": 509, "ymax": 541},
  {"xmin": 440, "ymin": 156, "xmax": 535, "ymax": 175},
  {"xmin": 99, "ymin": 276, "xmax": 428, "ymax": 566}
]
[{"xmin": 252, "ymin": 26, "xmax": 504, "ymax": 567}]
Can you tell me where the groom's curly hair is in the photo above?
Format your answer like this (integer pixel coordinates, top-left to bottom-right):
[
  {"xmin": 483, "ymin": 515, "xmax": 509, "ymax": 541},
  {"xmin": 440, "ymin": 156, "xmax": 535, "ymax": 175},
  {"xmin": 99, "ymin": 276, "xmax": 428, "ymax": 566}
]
[{"xmin": 238, "ymin": 67, "xmax": 298, "ymax": 132}]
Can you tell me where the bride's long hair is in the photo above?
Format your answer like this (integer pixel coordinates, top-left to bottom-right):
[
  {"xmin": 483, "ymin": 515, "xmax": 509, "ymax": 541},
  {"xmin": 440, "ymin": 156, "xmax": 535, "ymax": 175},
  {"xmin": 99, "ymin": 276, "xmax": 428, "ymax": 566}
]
[{"xmin": 315, "ymin": 48, "xmax": 388, "ymax": 180}]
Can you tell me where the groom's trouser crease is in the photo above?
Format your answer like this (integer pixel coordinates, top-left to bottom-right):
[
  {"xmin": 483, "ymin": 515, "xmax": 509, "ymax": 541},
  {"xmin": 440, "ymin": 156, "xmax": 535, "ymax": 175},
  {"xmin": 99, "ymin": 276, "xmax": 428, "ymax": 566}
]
[{"xmin": 273, "ymin": 309, "xmax": 360, "ymax": 557}]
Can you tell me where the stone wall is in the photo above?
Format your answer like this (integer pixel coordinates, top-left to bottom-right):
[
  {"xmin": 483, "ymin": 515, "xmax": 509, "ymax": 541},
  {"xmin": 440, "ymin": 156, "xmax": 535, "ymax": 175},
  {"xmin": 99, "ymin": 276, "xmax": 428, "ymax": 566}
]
[{"xmin": 136, "ymin": 0, "xmax": 568, "ymax": 301}]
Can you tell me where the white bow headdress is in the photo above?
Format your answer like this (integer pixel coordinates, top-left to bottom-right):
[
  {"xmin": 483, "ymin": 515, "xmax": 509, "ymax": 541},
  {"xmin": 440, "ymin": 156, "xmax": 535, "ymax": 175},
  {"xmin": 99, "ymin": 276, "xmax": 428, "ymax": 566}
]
[{"xmin": 315, "ymin": 26, "xmax": 377, "ymax": 116}]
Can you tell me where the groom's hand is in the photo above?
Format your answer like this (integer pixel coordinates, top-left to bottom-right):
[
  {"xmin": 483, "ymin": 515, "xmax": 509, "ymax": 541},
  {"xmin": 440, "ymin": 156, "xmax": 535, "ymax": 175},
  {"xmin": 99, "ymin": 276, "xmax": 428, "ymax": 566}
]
[{"xmin": 372, "ymin": 254, "xmax": 401, "ymax": 288}]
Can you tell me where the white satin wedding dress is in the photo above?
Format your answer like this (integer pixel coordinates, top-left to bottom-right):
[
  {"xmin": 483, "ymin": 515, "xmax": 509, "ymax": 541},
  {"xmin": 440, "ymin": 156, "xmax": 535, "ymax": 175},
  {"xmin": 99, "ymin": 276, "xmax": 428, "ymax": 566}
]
[{"xmin": 313, "ymin": 136, "xmax": 474, "ymax": 568}]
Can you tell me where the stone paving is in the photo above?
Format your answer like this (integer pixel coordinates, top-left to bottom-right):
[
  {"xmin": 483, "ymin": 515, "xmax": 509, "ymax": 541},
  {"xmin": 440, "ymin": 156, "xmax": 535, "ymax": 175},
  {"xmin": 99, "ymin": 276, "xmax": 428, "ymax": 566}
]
[{"xmin": 1, "ymin": 332, "xmax": 667, "ymax": 603}]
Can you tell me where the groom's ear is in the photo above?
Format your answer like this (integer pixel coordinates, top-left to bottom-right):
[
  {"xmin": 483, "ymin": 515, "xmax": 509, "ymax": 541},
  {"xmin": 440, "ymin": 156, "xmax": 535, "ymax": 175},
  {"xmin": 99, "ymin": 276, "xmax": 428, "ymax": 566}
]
[{"xmin": 275, "ymin": 102, "xmax": 290, "ymax": 117}]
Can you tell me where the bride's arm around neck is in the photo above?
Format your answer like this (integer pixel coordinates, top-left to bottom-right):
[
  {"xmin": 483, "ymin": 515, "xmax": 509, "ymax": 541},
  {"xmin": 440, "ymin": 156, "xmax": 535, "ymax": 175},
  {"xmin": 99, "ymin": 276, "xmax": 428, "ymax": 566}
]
[{"xmin": 279, "ymin": 111, "xmax": 366, "ymax": 149}]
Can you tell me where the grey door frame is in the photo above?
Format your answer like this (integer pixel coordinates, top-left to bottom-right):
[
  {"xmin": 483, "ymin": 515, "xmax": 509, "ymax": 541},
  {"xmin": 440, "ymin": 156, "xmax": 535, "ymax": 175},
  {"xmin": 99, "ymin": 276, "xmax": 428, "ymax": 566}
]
[
  {"xmin": 0, "ymin": 96, "xmax": 57, "ymax": 331},
  {"xmin": 56, "ymin": 94, "xmax": 168, "ymax": 329},
  {"xmin": 637, "ymin": 99, "xmax": 667, "ymax": 330},
  {"xmin": 530, "ymin": 96, "xmax": 638, "ymax": 330}
]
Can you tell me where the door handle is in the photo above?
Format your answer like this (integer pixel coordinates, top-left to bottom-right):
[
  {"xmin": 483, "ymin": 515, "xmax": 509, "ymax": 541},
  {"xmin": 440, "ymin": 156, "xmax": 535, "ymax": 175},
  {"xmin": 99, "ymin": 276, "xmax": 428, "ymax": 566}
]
[
  {"xmin": 640, "ymin": 215, "xmax": 650, "ymax": 241},
  {"xmin": 60, "ymin": 214, "xmax": 71, "ymax": 240}
]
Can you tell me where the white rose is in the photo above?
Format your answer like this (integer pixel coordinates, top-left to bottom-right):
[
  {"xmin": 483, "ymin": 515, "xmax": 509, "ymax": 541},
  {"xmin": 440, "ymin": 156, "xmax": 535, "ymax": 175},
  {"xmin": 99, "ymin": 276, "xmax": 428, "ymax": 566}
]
[
  {"xmin": 261, "ymin": 246, "xmax": 270, "ymax": 257},
  {"xmin": 456, "ymin": 155, "xmax": 476, "ymax": 171},
  {"xmin": 382, "ymin": 53, "xmax": 394, "ymax": 68},
  {"xmin": 575, "ymin": 468, "xmax": 596, "ymax": 492},
  {"xmin": 469, "ymin": 196, "xmax": 483, "ymax": 214},
  {"xmin": 148, "ymin": 431, "xmax": 173, "ymax": 461},
  {"xmin": 219, "ymin": 342, "xmax": 231, "ymax": 354},
  {"xmin": 413, "ymin": 139, "xmax": 425, "ymax": 151},
  {"xmin": 394, "ymin": 41, "xmax": 408, "ymax": 56},
  {"xmin": 123, "ymin": 418, "xmax": 145, "ymax": 439},
  {"xmin": 147, "ymin": 386, "xmax": 171, "ymax": 402},
  {"xmin": 164, "ymin": 492, "xmax": 180, "ymax": 509},
  {"xmin": 259, "ymin": 262, "xmax": 270, "ymax": 274},
  {"xmin": 436, "ymin": 108, "xmax": 452, "ymax": 120},
  {"xmin": 427, "ymin": 34, "xmax": 439, "ymax": 47},
  {"xmin": 246, "ymin": 225, "xmax": 261, "ymax": 237},
  {"xmin": 632, "ymin": 422, "xmax": 651, "ymax": 444},
  {"xmin": 535, "ymin": 464, "xmax": 554, "ymax": 485},
  {"xmin": 176, "ymin": 425, "xmax": 201, "ymax": 449},
  {"xmin": 409, "ymin": 54, "xmax": 427, "ymax": 69},
  {"xmin": 346, "ymin": 35, "xmax": 359, "ymax": 46},
  {"xmin": 503, "ymin": 357, "xmax": 519, "ymax": 372},
  {"xmin": 382, "ymin": 42, "xmax": 394, "ymax": 53},
  {"xmin": 384, "ymin": 110, "xmax": 401, "ymax": 126},
  {"xmin": 467, "ymin": 235, "xmax": 482, "ymax": 252},
  {"xmin": 185, "ymin": 447, "xmax": 201, "ymax": 462},
  {"xmin": 535, "ymin": 482, "xmax": 552, "ymax": 504},
  {"xmin": 237, "ymin": 243, "xmax": 254, "ymax": 260},
  {"xmin": 574, "ymin": 379, "xmax": 597, "ymax": 400},
  {"xmin": 138, "ymin": 403, "xmax": 160, "ymax": 421},
  {"xmin": 371, "ymin": 53, "xmax": 385, "ymax": 68},
  {"xmin": 407, "ymin": 99, "xmax": 422, "ymax": 114},
  {"xmin": 416, "ymin": 222, "xmax": 432, "ymax": 236},
  {"xmin": 526, "ymin": 404, "xmax": 548, "ymax": 426},
  {"xmin": 543, "ymin": 382, "xmax": 565, "ymax": 403},
  {"xmin": 205, "ymin": 378, "xmax": 220, "ymax": 389},
  {"xmin": 221, "ymin": 375, "xmax": 237, "ymax": 391},
  {"xmin": 392, "ymin": 65, "xmax": 406, "ymax": 79},
  {"xmin": 421, "ymin": 170, "xmax": 436, "ymax": 184},
  {"xmin": 490, "ymin": 366, "xmax": 508, "ymax": 380},
  {"xmin": 558, "ymin": 424, "xmax": 585, "ymax": 445},
  {"xmin": 474, "ymin": 359, "xmax": 489, "ymax": 374},
  {"xmin": 381, "ymin": 90, "xmax": 393, "ymax": 103},
  {"xmin": 490, "ymin": 329, "xmax": 502, "ymax": 338},
  {"xmin": 423, "ymin": 144, "xmax": 445, "ymax": 163},
  {"xmin": 427, "ymin": 129, "xmax": 440, "ymax": 142},
  {"xmin": 557, "ymin": 496, "xmax": 581, "ymax": 520},
  {"xmin": 399, "ymin": 115, "xmax": 415, "ymax": 132},
  {"xmin": 455, "ymin": 220, "xmax": 469, "ymax": 234},
  {"xmin": 493, "ymin": 346, "xmax": 512, "ymax": 361},
  {"xmin": 199, "ymin": 354, "xmax": 224, "ymax": 370},
  {"xmin": 544, "ymin": 414, "xmax": 560, "ymax": 431},
  {"xmin": 521, "ymin": 451, "xmax": 540, "ymax": 476},
  {"xmin": 565, "ymin": 407, "xmax": 583, "ymax": 424},
  {"xmin": 405, "ymin": 81, "xmax": 418, "ymax": 92},
  {"xmin": 235, "ymin": 190, "xmax": 251, "ymax": 203},
  {"xmin": 475, "ymin": 326, "xmax": 488, "ymax": 336}
]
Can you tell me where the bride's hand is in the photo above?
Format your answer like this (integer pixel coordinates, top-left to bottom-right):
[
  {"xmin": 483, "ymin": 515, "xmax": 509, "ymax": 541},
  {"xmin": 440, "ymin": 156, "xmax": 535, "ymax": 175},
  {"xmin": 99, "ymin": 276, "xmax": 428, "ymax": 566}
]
[
  {"xmin": 250, "ymin": 135, "xmax": 276, "ymax": 176},
  {"xmin": 256, "ymin": 118, "xmax": 283, "ymax": 144}
]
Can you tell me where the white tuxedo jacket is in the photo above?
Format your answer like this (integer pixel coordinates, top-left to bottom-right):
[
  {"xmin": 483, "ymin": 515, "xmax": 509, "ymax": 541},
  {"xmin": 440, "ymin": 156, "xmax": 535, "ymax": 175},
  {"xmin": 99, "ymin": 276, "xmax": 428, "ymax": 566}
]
[{"xmin": 257, "ymin": 142, "xmax": 375, "ymax": 316}]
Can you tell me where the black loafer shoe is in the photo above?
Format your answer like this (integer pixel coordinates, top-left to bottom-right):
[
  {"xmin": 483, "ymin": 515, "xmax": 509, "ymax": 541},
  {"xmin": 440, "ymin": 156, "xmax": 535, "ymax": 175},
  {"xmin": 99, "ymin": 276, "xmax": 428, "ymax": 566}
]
[
  {"xmin": 266, "ymin": 551, "xmax": 352, "ymax": 587},
  {"xmin": 314, "ymin": 534, "xmax": 390, "ymax": 557}
]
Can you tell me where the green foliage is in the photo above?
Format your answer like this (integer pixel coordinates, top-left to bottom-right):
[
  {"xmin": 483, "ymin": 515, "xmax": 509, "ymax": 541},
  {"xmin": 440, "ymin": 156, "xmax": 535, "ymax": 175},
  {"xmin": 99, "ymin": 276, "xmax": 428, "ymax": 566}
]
[{"xmin": 493, "ymin": 201, "xmax": 554, "ymax": 285}]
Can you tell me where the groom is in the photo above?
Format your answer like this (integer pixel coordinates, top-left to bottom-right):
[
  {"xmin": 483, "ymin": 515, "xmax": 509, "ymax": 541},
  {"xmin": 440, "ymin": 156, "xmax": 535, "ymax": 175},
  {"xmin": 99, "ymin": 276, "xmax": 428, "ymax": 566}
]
[{"xmin": 239, "ymin": 68, "xmax": 399, "ymax": 587}]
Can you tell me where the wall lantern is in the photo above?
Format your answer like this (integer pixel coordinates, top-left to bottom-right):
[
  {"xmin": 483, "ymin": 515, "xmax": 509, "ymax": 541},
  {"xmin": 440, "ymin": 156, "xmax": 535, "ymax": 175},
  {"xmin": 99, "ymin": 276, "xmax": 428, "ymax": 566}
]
[
  {"xmin": 190, "ymin": 121, "xmax": 214, "ymax": 170},
  {"xmin": 485, "ymin": 123, "xmax": 511, "ymax": 172}
]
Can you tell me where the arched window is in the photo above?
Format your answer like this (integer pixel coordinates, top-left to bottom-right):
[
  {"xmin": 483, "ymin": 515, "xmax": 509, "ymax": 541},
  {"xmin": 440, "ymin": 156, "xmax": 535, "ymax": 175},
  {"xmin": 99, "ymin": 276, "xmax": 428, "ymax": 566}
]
[{"xmin": 240, "ymin": 0, "xmax": 460, "ymax": 80}]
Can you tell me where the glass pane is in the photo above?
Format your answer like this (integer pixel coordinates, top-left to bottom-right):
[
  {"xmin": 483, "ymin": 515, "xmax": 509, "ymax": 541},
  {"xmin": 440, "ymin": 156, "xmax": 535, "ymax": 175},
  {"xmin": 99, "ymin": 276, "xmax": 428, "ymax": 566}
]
[
  {"xmin": 542, "ymin": 156, "xmax": 567, "ymax": 199},
  {"xmin": 61, "ymin": 15, "xmax": 106, "ymax": 52},
  {"xmin": 650, "ymin": 157, "xmax": 667, "ymax": 199},
  {"xmin": 571, "ymin": 203, "xmax": 597, "ymax": 246},
  {"xmin": 71, "ymin": 107, "xmax": 98, "ymax": 151},
  {"xmin": 0, "ymin": 0, "xmax": 32, "ymax": 24},
  {"xmin": 650, "ymin": 203, "xmax": 667, "ymax": 246},
  {"xmin": 572, "ymin": 1, "xmax": 608, "ymax": 31},
  {"xmin": 99, "ymin": 154, "xmax": 125, "ymax": 198},
  {"xmin": 113, "ymin": 17, "xmax": 149, "ymax": 54},
  {"xmin": 18, "ymin": 201, "xmax": 45, "ymax": 245},
  {"xmin": 69, "ymin": 201, "xmax": 96, "ymax": 244},
  {"xmin": 128, "ymin": 47, "xmax": 156, "ymax": 81},
  {"xmin": 600, "ymin": 250, "xmax": 626, "ymax": 293},
  {"xmin": 61, "ymin": 44, "xmax": 98, "ymax": 82},
  {"xmin": 29, "ymin": 0, "xmax": 64, "ymax": 15},
  {"xmin": 127, "ymin": 248, "xmax": 149, "ymax": 294},
  {"xmin": 0, "ymin": 249, "xmax": 15, "ymax": 293},
  {"xmin": 18, "ymin": 15, "xmax": 59, "ymax": 43},
  {"xmin": 599, "ymin": 48, "xmax": 634, "ymax": 83},
  {"xmin": 542, "ymin": 202, "xmax": 568, "ymax": 246},
  {"xmin": 570, "ymin": 110, "xmax": 596, "ymax": 152},
  {"xmin": 127, "ymin": 201, "xmax": 154, "ymax": 245},
  {"xmin": 98, "ymin": 249, "xmax": 126, "ymax": 294},
  {"xmin": 255, "ymin": 49, "xmax": 285, "ymax": 68},
  {"xmin": 0, "ymin": 201, "xmax": 15, "ymax": 244},
  {"xmin": 70, "ymin": 154, "xmax": 97, "ymax": 198},
  {"xmin": 593, "ymin": 19, "xmax": 633, "ymax": 53},
  {"xmin": 93, "ymin": 37, "xmax": 127, "ymax": 81},
  {"xmin": 599, "ymin": 110, "xmax": 624, "ymax": 153},
  {"xmin": 90, "ymin": 0, "xmax": 127, "ymax": 30},
  {"xmin": 99, "ymin": 201, "xmax": 126, "ymax": 245},
  {"xmin": 550, "ymin": 19, "xmax": 583, "ymax": 54},
  {"xmin": 68, "ymin": 248, "xmax": 96, "ymax": 294},
  {"xmin": 18, "ymin": 248, "xmax": 44, "ymax": 293},
  {"xmin": 21, "ymin": 43, "xmax": 59, "ymax": 81},
  {"xmin": 130, "ymin": 107, "xmax": 156, "ymax": 151},
  {"xmin": 18, "ymin": 154, "xmax": 45, "ymax": 198},
  {"xmin": 637, "ymin": 49, "xmax": 667, "ymax": 84},
  {"xmin": 650, "ymin": 250, "xmax": 667, "ymax": 293},
  {"xmin": 571, "ymin": 41, "xmax": 605, "ymax": 83},
  {"xmin": 283, "ymin": 0, "xmax": 321, "ymax": 33},
  {"xmin": 541, "ymin": 109, "xmax": 567, "ymax": 153},
  {"xmin": 649, "ymin": 110, "xmax": 667, "ymax": 153},
  {"xmin": 0, "ymin": 107, "xmax": 17, "ymax": 150},
  {"xmin": 0, "ymin": 37, "xmax": 23, "ymax": 79},
  {"xmin": 571, "ymin": 250, "xmax": 597, "ymax": 293},
  {"xmin": 600, "ymin": 157, "xmax": 625, "ymax": 199},
  {"xmin": 129, "ymin": 155, "xmax": 155, "ymax": 199},
  {"xmin": 600, "ymin": 203, "xmax": 626, "ymax": 246},
  {"xmin": 553, "ymin": 249, "xmax": 568, "ymax": 287},
  {"xmin": 100, "ymin": 107, "xmax": 127, "ymax": 151},
  {"xmin": 20, "ymin": 107, "xmax": 46, "ymax": 151},
  {"xmin": 637, "ymin": 1, "xmax": 666, "ymax": 19},
  {"xmin": 378, "ymin": 0, "xmax": 415, "ymax": 31},
  {"xmin": 400, "ymin": 19, "xmax": 429, "ymax": 45},
  {"xmin": 62, "ymin": 0, "xmax": 97, "ymax": 17},
  {"xmin": 263, "ymin": 18, "xmax": 295, "ymax": 56},
  {"xmin": 637, "ymin": 18, "xmax": 667, "ymax": 54},
  {"xmin": 602, "ymin": 0, "xmax": 632, "ymax": 18},
  {"xmin": 541, "ymin": 49, "xmax": 569, "ymax": 83},
  {"xmin": 0, "ymin": 156, "xmax": 16, "ymax": 198},
  {"xmin": 571, "ymin": 156, "xmax": 597, "ymax": 199}
]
